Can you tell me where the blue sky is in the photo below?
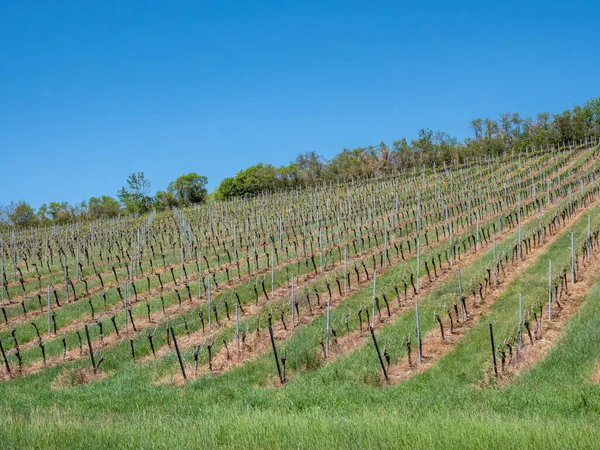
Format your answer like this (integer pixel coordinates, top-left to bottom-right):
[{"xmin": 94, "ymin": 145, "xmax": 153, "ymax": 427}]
[{"xmin": 1, "ymin": 0, "xmax": 599, "ymax": 207}]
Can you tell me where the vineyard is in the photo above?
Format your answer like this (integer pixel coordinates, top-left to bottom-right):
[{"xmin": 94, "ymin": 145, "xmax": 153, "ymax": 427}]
[{"xmin": 3, "ymin": 139, "xmax": 600, "ymax": 448}]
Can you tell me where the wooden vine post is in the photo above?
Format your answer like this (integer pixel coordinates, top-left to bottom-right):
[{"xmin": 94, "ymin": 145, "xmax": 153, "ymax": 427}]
[
  {"xmin": 489, "ymin": 323, "xmax": 498, "ymax": 378},
  {"xmin": 267, "ymin": 316, "xmax": 284, "ymax": 384},
  {"xmin": 170, "ymin": 326, "xmax": 187, "ymax": 381},
  {"xmin": 370, "ymin": 326, "xmax": 389, "ymax": 384}
]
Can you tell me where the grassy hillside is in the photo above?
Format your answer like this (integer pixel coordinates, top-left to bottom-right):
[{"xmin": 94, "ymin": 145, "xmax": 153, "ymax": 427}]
[{"xmin": 2, "ymin": 143, "xmax": 600, "ymax": 448}]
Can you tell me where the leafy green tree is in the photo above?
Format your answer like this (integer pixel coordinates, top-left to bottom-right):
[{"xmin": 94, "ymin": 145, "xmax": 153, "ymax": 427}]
[
  {"xmin": 118, "ymin": 172, "xmax": 152, "ymax": 214},
  {"xmin": 37, "ymin": 204, "xmax": 50, "ymax": 223},
  {"xmin": 167, "ymin": 173, "xmax": 208, "ymax": 206},
  {"xmin": 89, "ymin": 196, "xmax": 121, "ymax": 219},
  {"xmin": 584, "ymin": 97, "xmax": 600, "ymax": 133},
  {"xmin": 389, "ymin": 138, "xmax": 413, "ymax": 167},
  {"xmin": 572, "ymin": 105, "xmax": 591, "ymax": 141},
  {"xmin": 412, "ymin": 128, "xmax": 435, "ymax": 158},
  {"xmin": 277, "ymin": 164, "xmax": 300, "ymax": 188},
  {"xmin": 553, "ymin": 110, "xmax": 573, "ymax": 143},
  {"xmin": 214, "ymin": 177, "xmax": 239, "ymax": 200},
  {"xmin": 7, "ymin": 201, "xmax": 36, "ymax": 227},
  {"xmin": 154, "ymin": 190, "xmax": 178, "ymax": 210},
  {"xmin": 238, "ymin": 164, "xmax": 279, "ymax": 193},
  {"xmin": 48, "ymin": 201, "xmax": 70, "ymax": 223},
  {"xmin": 327, "ymin": 148, "xmax": 378, "ymax": 179},
  {"xmin": 215, "ymin": 164, "xmax": 280, "ymax": 199},
  {"xmin": 292, "ymin": 152, "xmax": 327, "ymax": 185},
  {"xmin": 434, "ymin": 131, "xmax": 459, "ymax": 164},
  {"xmin": 511, "ymin": 113, "xmax": 523, "ymax": 139}
]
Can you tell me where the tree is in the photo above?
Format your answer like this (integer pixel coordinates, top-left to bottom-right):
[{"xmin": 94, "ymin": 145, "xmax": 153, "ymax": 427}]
[
  {"xmin": 412, "ymin": 128, "xmax": 434, "ymax": 153},
  {"xmin": 277, "ymin": 164, "xmax": 300, "ymax": 188},
  {"xmin": 215, "ymin": 164, "xmax": 280, "ymax": 199},
  {"xmin": 118, "ymin": 172, "xmax": 152, "ymax": 214},
  {"xmin": 237, "ymin": 164, "xmax": 279, "ymax": 194},
  {"xmin": 470, "ymin": 118, "xmax": 484, "ymax": 140},
  {"xmin": 154, "ymin": 190, "xmax": 178, "ymax": 210},
  {"xmin": 553, "ymin": 110, "xmax": 573, "ymax": 143},
  {"xmin": 167, "ymin": 173, "xmax": 208, "ymax": 206},
  {"xmin": 7, "ymin": 201, "xmax": 36, "ymax": 227},
  {"xmin": 390, "ymin": 138, "xmax": 413, "ymax": 168},
  {"xmin": 292, "ymin": 152, "xmax": 327, "ymax": 185},
  {"xmin": 434, "ymin": 131, "xmax": 459, "ymax": 164},
  {"xmin": 48, "ymin": 201, "xmax": 70, "ymax": 223},
  {"xmin": 89, "ymin": 196, "xmax": 121, "ymax": 219},
  {"xmin": 511, "ymin": 113, "xmax": 523, "ymax": 138},
  {"xmin": 571, "ymin": 105, "xmax": 591, "ymax": 141},
  {"xmin": 327, "ymin": 147, "xmax": 378, "ymax": 179},
  {"xmin": 377, "ymin": 141, "xmax": 391, "ymax": 171},
  {"xmin": 214, "ymin": 177, "xmax": 240, "ymax": 200},
  {"xmin": 483, "ymin": 119, "xmax": 499, "ymax": 141},
  {"xmin": 584, "ymin": 97, "xmax": 600, "ymax": 134},
  {"xmin": 37, "ymin": 204, "xmax": 50, "ymax": 224},
  {"xmin": 73, "ymin": 201, "xmax": 88, "ymax": 218},
  {"xmin": 500, "ymin": 113, "xmax": 512, "ymax": 139}
]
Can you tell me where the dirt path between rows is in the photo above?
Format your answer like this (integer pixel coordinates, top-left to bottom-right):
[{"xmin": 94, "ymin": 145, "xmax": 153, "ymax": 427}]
[
  {"xmin": 156, "ymin": 192, "xmax": 555, "ymax": 385},
  {"xmin": 387, "ymin": 201, "xmax": 597, "ymax": 384},
  {"xmin": 491, "ymin": 247, "xmax": 600, "ymax": 386}
]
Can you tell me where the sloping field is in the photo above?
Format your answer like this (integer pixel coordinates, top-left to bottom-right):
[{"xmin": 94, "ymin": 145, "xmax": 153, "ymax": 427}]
[{"xmin": 2, "ymin": 143, "xmax": 600, "ymax": 448}]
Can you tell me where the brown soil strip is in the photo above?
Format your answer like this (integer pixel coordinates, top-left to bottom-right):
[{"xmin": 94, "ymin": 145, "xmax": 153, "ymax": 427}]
[
  {"xmin": 3, "ymin": 153, "xmax": 590, "ymax": 382},
  {"xmin": 156, "ymin": 193, "xmax": 544, "ymax": 386},
  {"xmin": 386, "ymin": 203, "xmax": 593, "ymax": 384},
  {"xmin": 148, "ymin": 241, "xmax": 420, "ymax": 381},
  {"xmin": 491, "ymin": 251, "xmax": 600, "ymax": 386},
  {"xmin": 6, "ymin": 146, "xmax": 578, "ymax": 307},
  {"xmin": 4, "ymin": 147, "xmax": 588, "ymax": 337},
  {"xmin": 1, "ymin": 216, "xmax": 434, "ymax": 381}
]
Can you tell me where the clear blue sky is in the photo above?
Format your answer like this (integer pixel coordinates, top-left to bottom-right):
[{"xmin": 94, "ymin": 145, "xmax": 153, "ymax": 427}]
[{"xmin": 1, "ymin": 0, "xmax": 599, "ymax": 208}]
